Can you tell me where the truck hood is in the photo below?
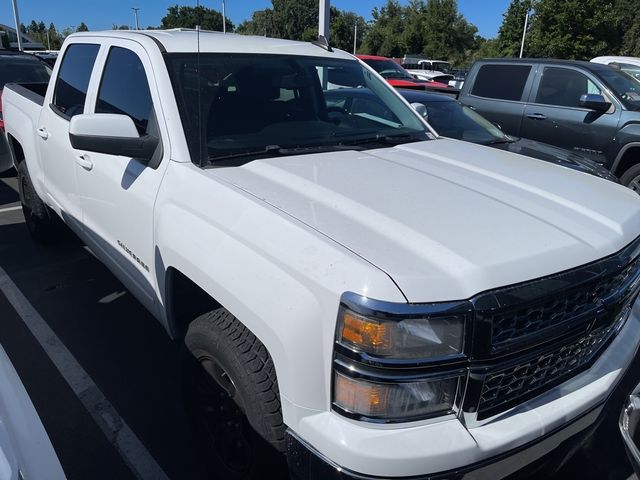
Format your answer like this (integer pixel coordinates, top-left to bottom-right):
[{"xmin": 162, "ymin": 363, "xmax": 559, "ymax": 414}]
[{"xmin": 210, "ymin": 138, "xmax": 640, "ymax": 302}]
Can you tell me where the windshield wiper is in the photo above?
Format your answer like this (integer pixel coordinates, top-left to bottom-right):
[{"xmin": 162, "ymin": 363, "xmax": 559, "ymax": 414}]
[
  {"xmin": 485, "ymin": 136, "xmax": 515, "ymax": 145},
  {"xmin": 208, "ymin": 143, "xmax": 365, "ymax": 163},
  {"xmin": 339, "ymin": 133, "xmax": 426, "ymax": 147}
]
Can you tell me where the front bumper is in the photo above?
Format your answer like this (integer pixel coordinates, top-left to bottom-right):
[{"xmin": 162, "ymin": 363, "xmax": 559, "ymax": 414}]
[{"xmin": 286, "ymin": 301, "xmax": 640, "ymax": 479}]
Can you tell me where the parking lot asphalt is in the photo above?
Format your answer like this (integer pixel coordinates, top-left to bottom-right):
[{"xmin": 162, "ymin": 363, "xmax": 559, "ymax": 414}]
[{"xmin": 0, "ymin": 168, "xmax": 636, "ymax": 480}]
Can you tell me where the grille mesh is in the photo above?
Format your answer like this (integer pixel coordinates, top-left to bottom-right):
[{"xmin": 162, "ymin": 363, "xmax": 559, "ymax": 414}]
[
  {"xmin": 488, "ymin": 255, "xmax": 640, "ymax": 350},
  {"xmin": 477, "ymin": 317, "xmax": 622, "ymax": 419}
]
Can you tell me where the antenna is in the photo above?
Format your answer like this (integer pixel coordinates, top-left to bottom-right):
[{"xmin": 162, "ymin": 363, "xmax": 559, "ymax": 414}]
[{"xmin": 196, "ymin": 25, "xmax": 203, "ymax": 167}]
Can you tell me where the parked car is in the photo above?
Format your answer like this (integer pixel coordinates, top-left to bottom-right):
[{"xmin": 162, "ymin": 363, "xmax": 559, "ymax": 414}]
[
  {"xmin": 397, "ymin": 89, "xmax": 618, "ymax": 181},
  {"xmin": 448, "ymin": 68, "xmax": 468, "ymax": 89},
  {"xmin": 459, "ymin": 58, "xmax": 640, "ymax": 190},
  {"xmin": 31, "ymin": 51, "xmax": 59, "ymax": 67},
  {"xmin": 356, "ymin": 54, "xmax": 450, "ymax": 90},
  {"xmin": 592, "ymin": 56, "xmax": 640, "ymax": 82},
  {"xmin": 401, "ymin": 56, "xmax": 454, "ymax": 84},
  {"xmin": 0, "ymin": 343, "xmax": 65, "ymax": 480},
  {"xmin": 0, "ymin": 50, "xmax": 51, "ymax": 172},
  {"xmin": 3, "ymin": 30, "xmax": 640, "ymax": 480}
]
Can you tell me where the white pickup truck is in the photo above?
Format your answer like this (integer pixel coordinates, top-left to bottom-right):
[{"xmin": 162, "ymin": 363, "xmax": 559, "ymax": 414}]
[{"xmin": 3, "ymin": 30, "xmax": 640, "ymax": 480}]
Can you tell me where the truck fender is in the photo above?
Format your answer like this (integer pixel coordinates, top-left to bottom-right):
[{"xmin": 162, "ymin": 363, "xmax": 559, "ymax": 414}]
[{"xmin": 155, "ymin": 206, "xmax": 332, "ymax": 416}]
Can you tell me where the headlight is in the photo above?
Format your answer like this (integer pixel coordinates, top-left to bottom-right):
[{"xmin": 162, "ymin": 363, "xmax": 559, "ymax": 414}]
[
  {"xmin": 337, "ymin": 307, "xmax": 465, "ymax": 360},
  {"xmin": 332, "ymin": 293, "xmax": 470, "ymax": 423},
  {"xmin": 333, "ymin": 372, "xmax": 462, "ymax": 421}
]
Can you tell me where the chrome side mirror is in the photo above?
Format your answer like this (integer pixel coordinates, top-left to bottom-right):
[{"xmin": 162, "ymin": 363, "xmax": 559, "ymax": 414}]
[{"xmin": 410, "ymin": 102, "xmax": 428, "ymax": 120}]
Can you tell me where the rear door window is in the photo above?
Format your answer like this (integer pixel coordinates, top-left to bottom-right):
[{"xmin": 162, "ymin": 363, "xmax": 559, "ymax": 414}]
[
  {"xmin": 52, "ymin": 44, "xmax": 100, "ymax": 118},
  {"xmin": 534, "ymin": 67, "xmax": 601, "ymax": 108},
  {"xmin": 471, "ymin": 64, "xmax": 532, "ymax": 101}
]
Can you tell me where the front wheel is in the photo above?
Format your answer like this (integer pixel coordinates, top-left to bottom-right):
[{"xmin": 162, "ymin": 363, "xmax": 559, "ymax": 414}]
[
  {"xmin": 182, "ymin": 308, "xmax": 288, "ymax": 479},
  {"xmin": 620, "ymin": 164, "xmax": 640, "ymax": 193}
]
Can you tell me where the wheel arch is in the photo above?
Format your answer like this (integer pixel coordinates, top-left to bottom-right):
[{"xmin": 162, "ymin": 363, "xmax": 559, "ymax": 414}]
[{"xmin": 7, "ymin": 134, "xmax": 25, "ymax": 166}]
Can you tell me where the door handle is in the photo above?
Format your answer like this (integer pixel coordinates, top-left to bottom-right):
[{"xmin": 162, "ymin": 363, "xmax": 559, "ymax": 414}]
[
  {"xmin": 527, "ymin": 113, "xmax": 547, "ymax": 120},
  {"xmin": 76, "ymin": 154, "xmax": 94, "ymax": 171},
  {"xmin": 36, "ymin": 127, "xmax": 49, "ymax": 139}
]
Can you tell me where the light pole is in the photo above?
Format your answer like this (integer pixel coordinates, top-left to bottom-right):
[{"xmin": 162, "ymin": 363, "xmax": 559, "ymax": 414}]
[
  {"xmin": 11, "ymin": 0, "xmax": 23, "ymax": 51},
  {"xmin": 353, "ymin": 21, "xmax": 357, "ymax": 54},
  {"xmin": 222, "ymin": 0, "xmax": 226, "ymax": 33},
  {"xmin": 318, "ymin": 0, "xmax": 329, "ymax": 42},
  {"xmin": 132, "ymin": 7, "xmax": 140, "ymax": 30},
  {"xmin": 519, "ymin": 7, "xmax": 530, "ymax": 59}
]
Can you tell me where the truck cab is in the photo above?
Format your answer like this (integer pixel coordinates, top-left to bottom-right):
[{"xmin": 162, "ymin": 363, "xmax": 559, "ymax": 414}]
[{"xmin": 459, "ymin": 58, "xmax": 640, "ymax": 189}]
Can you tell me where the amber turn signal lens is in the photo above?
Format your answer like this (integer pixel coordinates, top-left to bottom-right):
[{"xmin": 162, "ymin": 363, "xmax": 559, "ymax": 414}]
[
  {"xmin": 333, "ymin": 371, "xmax": 459, "ymax": 420},
  {"xmin": 340, "ymin": 310, "xmax": 392, "ymax": 355}
]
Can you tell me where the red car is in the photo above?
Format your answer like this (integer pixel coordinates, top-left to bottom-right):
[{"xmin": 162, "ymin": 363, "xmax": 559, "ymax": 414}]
[{"xmin": 356, "ymin": 54, "xmax": 450, "ymax": 90}]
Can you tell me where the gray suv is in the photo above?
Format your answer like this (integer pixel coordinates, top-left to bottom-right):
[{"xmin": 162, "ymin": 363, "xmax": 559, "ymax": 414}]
[{"xmin": 459, "ymin": 59, "xmax": 640, "ymax": 190}]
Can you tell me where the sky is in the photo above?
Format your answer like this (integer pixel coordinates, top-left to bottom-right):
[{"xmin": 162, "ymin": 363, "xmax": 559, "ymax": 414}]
[{"xmin": 0, "ymin": 0, "xmax": 511, "ymax": 39}]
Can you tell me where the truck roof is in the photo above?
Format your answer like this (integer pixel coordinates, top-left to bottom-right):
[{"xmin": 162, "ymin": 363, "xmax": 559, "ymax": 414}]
[
  {"xmin": 68, "ymin": 30, "xmax": 355, "ymax": 60},
  {"xmin": 475, "ymin": 57, "xmax": 614, "ymax": 74}
]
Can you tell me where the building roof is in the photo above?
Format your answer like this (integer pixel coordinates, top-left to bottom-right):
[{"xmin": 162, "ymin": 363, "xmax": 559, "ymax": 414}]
[{"xmin": 0, "ymin": 24, "xmax": 44, "ymax": 50}]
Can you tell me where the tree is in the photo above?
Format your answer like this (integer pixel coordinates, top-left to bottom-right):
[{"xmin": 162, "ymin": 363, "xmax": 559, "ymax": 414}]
[
  {"xmin": 495, "ymin": 0, "xmax": 534, "ymax": 57},
  {"xmin": 330, "ymin": 9, "xmax": 368, "ymax": 53},
  {"xmin": 361, "ymin": 0, "xmax": 406, "ymax": 57},
  {"xmin": 47, "ymin": 23, "xmax": 63, "ymax": 49},
  {"xmin": 112, "ymin": 24, "xmax": 130, "ymax": 30},
  {"xmin": 617, "ymin": 0, "xmax": 640, "ymax": 56},
  {"xmin": 77, "ymin": 22, "xmax": 89, "ymax": 32},
  {"xmin": 236, "ymin": 10, "xmax": 273, "ymax": 36},
  {"xmin": 418, "ymin": 0, "xmax": 479, "ymax": 64},
  {"xmin": 161, "ymin": 5, "xmax": 233, "ymax": 32},
  {"xmin": 526, "ymin": 0, "xmax": 618, "ymax": 59}
]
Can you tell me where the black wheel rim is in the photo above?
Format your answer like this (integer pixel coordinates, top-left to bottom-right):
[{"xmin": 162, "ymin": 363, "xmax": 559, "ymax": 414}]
[
  {"xmin": 192, "ymin": 356, "xmax": 255, "ymax": 475},
  {"xmin": 629, "ymin": 175, "xmax": 640, "ymax": 194}
]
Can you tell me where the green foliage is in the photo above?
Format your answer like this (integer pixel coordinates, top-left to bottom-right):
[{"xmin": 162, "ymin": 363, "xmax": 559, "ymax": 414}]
[
  {"xmin": 76, "ymin": 22, "xmax": 89, "ymax": 32},
  {"xmin": 330, "ymin": 9, "xmax": 368, "ymax": 53},
  {"xmin": 112, "ymin": 25, "xmax": 130, "ymax": 30},
  {"xmin": 22, "ymin": 19, "xmax": 65, "ymax": 49},
  {"xmin": 161, "ymin": 5, "xmax": 233, "ymax": 32},
  {"xmin": 526, "ymin": 0, "xmax": 618, "ymax": 59},
  {"xmin": 236, "ymin": 10, "xmax": 273, "ymax": 36},
  {"xmin": 495, "ymin": 0, "xmax": 532, "ymax": 57},
  {"xmin": 420, "ymin": 0, "xmax": 479, "ymax": 65},
  {"xmin": 361, "ymin": 0, "xmax": 406, "ymax": 57},
  {"xmin": 236, "ymin": 0, "xmax": 315, "ymax": 39},
  {"xmin": 362, "ymin": 0, "xmax": 478, "ymax": 64},
  {"xmin": 236, "ymin": 1, "xmax": 366, "ymax": 54}
]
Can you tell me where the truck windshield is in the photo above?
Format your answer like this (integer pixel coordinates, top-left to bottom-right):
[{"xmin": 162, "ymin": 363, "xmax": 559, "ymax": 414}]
[
  {"xmin": 166, "ymin": 53, "xmax": 429, "ymax": 166},
  {"xmin": 431, "ymin": 62, "xmax": 450, "ymax": 74},
  {"xmin": 598, "ymin": 67, "xmax": 640, "ymax": 110}
]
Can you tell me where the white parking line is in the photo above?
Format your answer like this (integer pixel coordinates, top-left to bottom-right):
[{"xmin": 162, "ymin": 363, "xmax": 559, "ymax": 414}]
[
  {"xmin": 0, "ymin": 265, "xmax": 169, "ymax": 480},
  {"xmin": 0, "ymin": 205, "xmax": 22, "ymax": 214}
]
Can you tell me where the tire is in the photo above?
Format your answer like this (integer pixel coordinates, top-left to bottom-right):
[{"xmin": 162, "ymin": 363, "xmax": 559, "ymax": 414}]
[
  {"xmin": 17, "ymin": 161, "xmax": 64, "ymax": 243},
  {"xmin": 620, "ymin": 163, "xmax": 640, "ymax": 193},
  {"xmin": 182, "ymin": 308, "xmax": 288, "ymax": 480}
]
